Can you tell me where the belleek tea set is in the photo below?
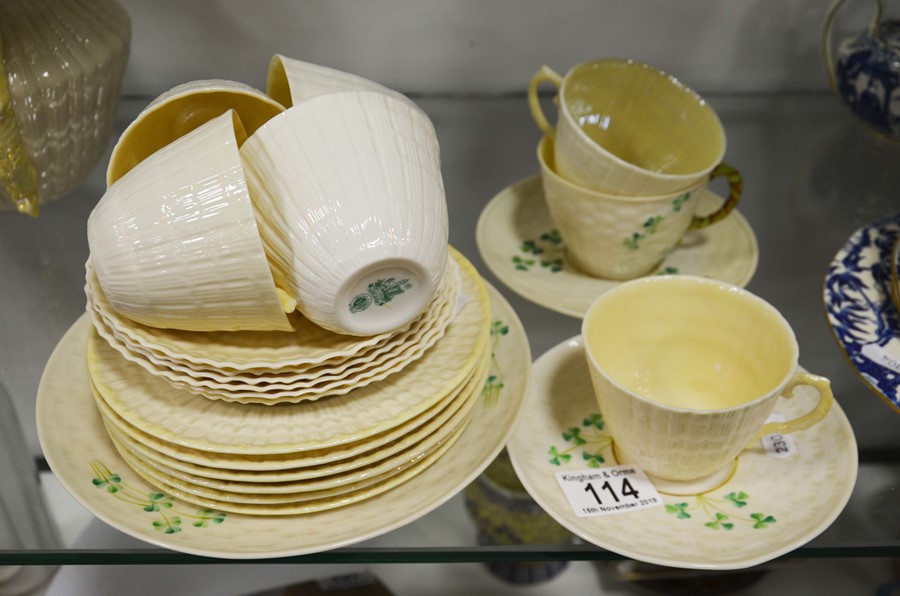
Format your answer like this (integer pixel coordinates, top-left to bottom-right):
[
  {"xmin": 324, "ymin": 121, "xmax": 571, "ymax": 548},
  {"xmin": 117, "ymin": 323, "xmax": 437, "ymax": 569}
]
[{"xmin": 33, "ymin": 46, "xmax": 859, "ymax": 569}]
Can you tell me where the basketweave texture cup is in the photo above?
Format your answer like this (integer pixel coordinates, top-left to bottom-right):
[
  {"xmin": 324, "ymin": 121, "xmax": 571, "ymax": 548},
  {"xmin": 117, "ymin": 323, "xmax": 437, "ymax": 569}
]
[
  {"xmin": 529, "ymin": 58, "xmax": 728, "ymax": 196},
  {"xmin": 581, "ymin": 276, "xmax": 834, "ymax": 493},
  {"xmin": 537, "ymin": 136, "xmax": 742, "ymax": 280},
  {"xmin": 240, "ymin": 90, "xmax": 448, "ymax": 337}
]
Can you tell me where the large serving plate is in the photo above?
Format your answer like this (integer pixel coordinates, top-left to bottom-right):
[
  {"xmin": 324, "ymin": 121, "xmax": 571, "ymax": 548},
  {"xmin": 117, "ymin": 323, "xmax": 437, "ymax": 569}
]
[
  {"xmin": 476, "ymin": 176, "xmax": 758, "ymax": 318},
  {"xmin": 824, "ymin": 211, "xmax": 900, "ymax": 414},
  {"xmin": 507, "ymin": 336, "xmax": 858, "ymax": 570},
  {"xmin": 37, "ymin": 281, "xmax": 530, "ymax": 558}
]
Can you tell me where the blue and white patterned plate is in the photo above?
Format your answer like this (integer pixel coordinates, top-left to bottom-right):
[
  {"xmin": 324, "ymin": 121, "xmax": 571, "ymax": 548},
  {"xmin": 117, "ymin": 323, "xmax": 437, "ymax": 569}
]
[{"xmin": 824, "ymin": 212, "xmax": 900, "ymax": 414}]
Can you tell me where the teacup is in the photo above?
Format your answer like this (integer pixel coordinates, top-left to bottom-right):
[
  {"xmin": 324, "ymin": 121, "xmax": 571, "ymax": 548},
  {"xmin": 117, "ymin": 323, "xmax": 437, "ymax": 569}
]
[
  {"xmin": 107, "ymin": 79, "xmax": 284, "ymax": 186},
  {"xmin": 240, "ymin": 90, "xmax": 448, "ymax": 336},
  {"xmin": 88, "ymin": 110, "xmax": 294, "ymax": 333},
  {"xmin": 266, "ymin": 54, "xmax": 419, "ymax": 111},
  {"xmin": 537, "ymin": 136, "xmax": 741, "ymax": 280},
  {"xmin": 582, "ymin": 275, "xmax": 833, "ymax": 493},
  {"xmin": 528, "ymin": 58, "xmax": 727, "ymax": 196}
]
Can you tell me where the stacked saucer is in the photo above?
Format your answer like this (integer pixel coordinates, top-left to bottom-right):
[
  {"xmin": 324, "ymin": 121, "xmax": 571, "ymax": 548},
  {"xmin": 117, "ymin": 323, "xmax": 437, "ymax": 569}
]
[
  {"xmin": 81, "ymin": 247, "xmax": 491, "ymax": 515},
  {"xmin": 84, "ymin": 256, "xmax": 464, "ymax": 404}
]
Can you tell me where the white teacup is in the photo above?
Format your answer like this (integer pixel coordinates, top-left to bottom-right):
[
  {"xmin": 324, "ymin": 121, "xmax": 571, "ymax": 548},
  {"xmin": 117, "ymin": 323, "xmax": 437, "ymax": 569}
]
[
  {"xmin": 240, "ymin": 90, "xmax": 448, "ymax": 336},
  {"xmin": 538, "ymin": 136, "xmax": 741, "ymax": 280},
  {"xmin": 107, "ymin": 79, "xmax": 284, "ymax": 186},
  {"xmin": 582, "ymin": 275, "xmax": 834, "ymax": 493},
  {"xmin": 529, "ymin": 58, "xmax": 727, "ymax": 196},
  {"xmin": 88, "ymin": 111, "xmax": 293, "ymax": 333},
  {"xmin": 266, "ymin": 54, "xmax": 419, "ymax": 111}
]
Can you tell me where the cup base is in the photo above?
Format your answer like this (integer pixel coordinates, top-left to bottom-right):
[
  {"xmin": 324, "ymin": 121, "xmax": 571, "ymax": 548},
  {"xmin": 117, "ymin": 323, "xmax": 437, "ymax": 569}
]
[
  {"xmin": 612, "ymin": 443, "xmax": 738, "ymax": 496},
  {"xmin": 567, "ymin": 248, "xmax": 661, "ymax": 282},
  {"xmin": 335, "ymin": 259, "xmax": 432, "ymax": 336}
]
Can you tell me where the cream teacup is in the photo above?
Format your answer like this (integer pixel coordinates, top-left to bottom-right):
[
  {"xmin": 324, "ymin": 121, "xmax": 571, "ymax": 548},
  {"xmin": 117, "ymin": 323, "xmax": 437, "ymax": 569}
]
[
  {"xmin": 528, "ymin": 58, "xmax": 727, "ymax": 196},
  {"xmin": 537, "ymin": 136, "xmax": 741, "ymax": 280},
  {"xmin": 240, "ymin": 90, "xmax": 448, "ymax": 337},
  {"xmin": 582, "ymin": 275, "xmax": 833, "ymax": 493}
]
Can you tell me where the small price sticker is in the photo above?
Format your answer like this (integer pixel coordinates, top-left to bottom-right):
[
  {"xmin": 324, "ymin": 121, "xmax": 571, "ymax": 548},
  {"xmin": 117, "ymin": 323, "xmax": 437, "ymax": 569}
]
[
  {"xmin": 761, "ymin": 414, "xmax": 796, "ymax": 459},
  {"xmin": 555, "ymin": 465, "xmax": 663, "ymax": 518}
]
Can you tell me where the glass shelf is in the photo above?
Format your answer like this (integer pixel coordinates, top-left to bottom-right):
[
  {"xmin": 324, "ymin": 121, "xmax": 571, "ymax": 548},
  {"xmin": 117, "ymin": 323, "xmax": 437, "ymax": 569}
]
[{"xmin": 1, "ymin": 92, "xmax": 898, "ymax": 565}]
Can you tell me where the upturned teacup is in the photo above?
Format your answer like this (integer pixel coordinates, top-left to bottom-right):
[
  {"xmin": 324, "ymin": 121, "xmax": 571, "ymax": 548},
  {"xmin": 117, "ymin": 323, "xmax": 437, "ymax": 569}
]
[
  {"xmin": 582, "ymin": 276, "xmax": 834, "ymax": 492},
  {"xmin": 537, "ymin": 136, "xmax": 741, "ymax": 280},
  {"xmin": 529, "ymin": 58, "xmax": 727, "ymax": 196}
]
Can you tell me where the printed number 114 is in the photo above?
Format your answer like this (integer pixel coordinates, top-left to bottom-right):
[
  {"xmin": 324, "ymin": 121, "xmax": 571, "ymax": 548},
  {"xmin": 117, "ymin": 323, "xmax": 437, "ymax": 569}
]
[{"xmin": 584, "ymin": 479, "xmax": 639, "ymax": 504}]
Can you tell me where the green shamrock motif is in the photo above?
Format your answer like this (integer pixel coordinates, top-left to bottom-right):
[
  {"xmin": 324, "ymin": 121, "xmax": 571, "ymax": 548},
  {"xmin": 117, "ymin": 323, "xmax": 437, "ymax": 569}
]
[
  {"xmin": 751, "ymin": 513, "xmax": 777, "ymax": 529},
  {"xmin": 512, "ymin": 255, "xmax": 535, "ymax": 271},
  {"xmin": 548, "ymin": 413, "xmax": 613, "ymax": 466},
  {"xmin": 582, "ymin": 451, "xmax": 605, "ymax": 468},
  {"xmin": 548, "ymin": 446, "xmax": 572, "ymax": 466},
  {"xmin": 672, "ymin": 192, "xmax": 692, "ymax": 212},
  {"xmin": 725, "ymin": 491, "xmax": 749, "ymax": 508},
  {"xmin": 643, "ymin": 215, "xmax": 664, "ymax": 233},
  {"xmin": 521, "ymin": 239, "xmax": 544, "ymax": 255},
  {"xmin": 655, "ymin": 266, "xmax": 679, "ymax": 276},
  {"xmin": 540, "ymin": 257, "xmax": 564, "ymax": 272},
  {"xmin": 481, "ymin": 320, "xmax": 509, "ymax": 406},
  {"xmin": 143, "ymin": 492, "xmax": 174, "ymax": 513},
  {"xmin": 705, "ymin": 513, "xmax": 735, "ymax": 531},
  {"xmin": 664, "ymin": 491, "xmax": 777, "ymax": 531},
  {"xmin": 541, "ymin": 229, "xmax": 563, "ymax": 245},
  {"xmin": 583, "ymin": 414, "xmax": 604, "ymax": 430},
  {"xmin": 665, "ymin": 502, "xmax": 692, "ymax": 519},
  {"xmin": 193, "ymin": 509, "xmax": 227, "ymax": 528},
  {"xmin": 562, "ymin": 427, "xmax": 586, "ymax": 446},
  {"xmin": 90, "ymin": 461, "xmax": 226, "ymax": 534},
  {"xmin": 514, "ymin": 230, "xmax": 565, "ymax": 273}
]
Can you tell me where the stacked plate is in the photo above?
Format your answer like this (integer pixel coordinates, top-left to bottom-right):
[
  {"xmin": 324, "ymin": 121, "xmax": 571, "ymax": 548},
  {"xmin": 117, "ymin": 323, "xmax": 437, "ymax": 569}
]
[
  {"xmin": 78, "ymin": 248, "xmax": 492, "ymax": 515},
  {"xmin": 84, "ymin": 255, "xmax": 463, "ymax": 404}
]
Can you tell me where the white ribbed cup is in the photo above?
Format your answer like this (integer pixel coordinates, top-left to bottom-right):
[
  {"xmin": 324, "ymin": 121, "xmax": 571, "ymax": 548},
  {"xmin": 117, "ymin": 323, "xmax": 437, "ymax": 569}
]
[
  {"xmin": 88, "ymin": 111, "xmax": 293, "ymax": 332},
  {"xmin": 240, "ymin": 90, "xmax": 448, "ymax": 336}
]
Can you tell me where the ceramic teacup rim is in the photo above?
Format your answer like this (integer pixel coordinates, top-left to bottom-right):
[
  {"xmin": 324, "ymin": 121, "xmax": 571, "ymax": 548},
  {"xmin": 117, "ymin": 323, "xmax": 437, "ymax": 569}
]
[
  {"xmin": 555, "ymin": 57, "xmax": 727, "ymax": 182},
  {"xmin": 538, "ymin": 136, "xmax": 709, "ymax": 202},
  {"xmin": 581, "ymin": 274, "xmax": 800, "ymax": 415}
]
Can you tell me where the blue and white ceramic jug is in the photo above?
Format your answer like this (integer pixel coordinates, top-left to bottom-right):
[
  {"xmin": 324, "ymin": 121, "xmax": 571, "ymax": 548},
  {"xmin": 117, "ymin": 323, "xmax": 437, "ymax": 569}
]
[{"xmin": 823, "ymin": 0, "xmax": 900, "ymax": 140}]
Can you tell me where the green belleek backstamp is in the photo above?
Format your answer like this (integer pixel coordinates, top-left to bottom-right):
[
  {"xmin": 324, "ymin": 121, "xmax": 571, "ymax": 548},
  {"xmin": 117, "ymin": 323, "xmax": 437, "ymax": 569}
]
[
  {"xmin": 547, "ymin": 413, "xmax": 776, "ymax": 531},
  {"xmin": 91, "ymin": 460, "xmax": 226, "ymax": 534},
  {"xmin": 480, "ymin": 320, "xmax": 508, "ymax": 407},
  {"xmin": 349, "ymin": 277, "xmax": 413, "ymax": 313},
  {"xmin": 513, "ymin": 229, "xmax": 564, "ymax": 273}
]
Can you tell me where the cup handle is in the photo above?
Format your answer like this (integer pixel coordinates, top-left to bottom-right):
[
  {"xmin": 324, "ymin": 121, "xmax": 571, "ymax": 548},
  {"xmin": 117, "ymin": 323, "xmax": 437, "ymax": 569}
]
[
  {"xmin": 688, "ymin": 162, "xmax": 743, "ymax": 231},
  {"xmin": 527, "ymin": 65, "xmax": 563, "ymax": 136},
  {"xmin": 755, "ymin": 372, "xmax": 834, "ymax": 439}
]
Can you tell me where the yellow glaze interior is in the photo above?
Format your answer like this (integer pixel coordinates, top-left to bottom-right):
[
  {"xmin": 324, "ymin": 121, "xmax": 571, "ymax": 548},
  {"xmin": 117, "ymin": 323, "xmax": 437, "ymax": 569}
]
[
  {"xmin": 266, "ymin": 58, "xmax": 293, "ymax": 108},
  {"xmin": 108, "ymin": 91, "xmax": 282, "ymax": 186},
  {"xmin": 564, "ymin": 60, "xmax": 724, "ymax": 174},
  {"xmin": 583, "ymin": 277, "xmax": 796, "ymax": 411}
]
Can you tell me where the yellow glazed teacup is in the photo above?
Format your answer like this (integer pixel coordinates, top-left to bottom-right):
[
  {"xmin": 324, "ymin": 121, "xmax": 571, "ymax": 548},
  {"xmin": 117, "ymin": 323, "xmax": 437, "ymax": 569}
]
[
  {"xmin": 537, "ymin": 136, "xmax": 741, "ymax": 280},
  {"xmin": 582, "ymin": 275, "xmax": 833, "ymax": 493},
  {"xmin": 529, "ymin": 58, "xmax": 727, "ymax": 196}
]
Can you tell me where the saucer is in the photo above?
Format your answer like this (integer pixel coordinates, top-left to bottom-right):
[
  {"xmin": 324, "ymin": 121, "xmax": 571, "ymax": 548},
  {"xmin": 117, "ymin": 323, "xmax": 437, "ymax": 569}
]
[
  {"xmin": 476, "ymin": 176, "xmax": 758, "ymax": 318},
  {"xmin": 506, "ymin": 336, "xmax": 858, "ymax": 570},
  {"xmin": 824, "ymin": 211, "xmax": 900, "ymax": 413},
  {"xmin": 36, "ymin": 281, "xmax": 532, "ymax": 558}
]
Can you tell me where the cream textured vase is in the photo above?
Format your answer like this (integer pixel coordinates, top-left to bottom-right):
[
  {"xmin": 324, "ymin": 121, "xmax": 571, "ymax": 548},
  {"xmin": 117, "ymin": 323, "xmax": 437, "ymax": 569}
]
[{"xmin": 0, "ymin": 0, "xmax": 130, "ymax": 216}]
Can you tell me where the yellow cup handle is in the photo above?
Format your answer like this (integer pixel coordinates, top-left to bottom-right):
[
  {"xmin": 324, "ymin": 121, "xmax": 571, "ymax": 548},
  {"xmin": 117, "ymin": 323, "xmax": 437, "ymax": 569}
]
[
  {"xmin": 527, "ymin": 65, "xmax": 563, "ymax": 136},
  {"xmin": 688, "ymin": 162, "xmax": 743, "ymax": 231},
  {"xmin": 755, "ymin": 372, "xmax": 834, "ymax": 439}
]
